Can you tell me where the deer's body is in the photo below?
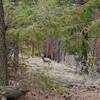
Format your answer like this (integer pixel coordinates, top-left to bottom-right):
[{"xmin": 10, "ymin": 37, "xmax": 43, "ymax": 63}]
[{"xmin": 41, "ymin": 56, "xmax": 51, "ymax": 64}]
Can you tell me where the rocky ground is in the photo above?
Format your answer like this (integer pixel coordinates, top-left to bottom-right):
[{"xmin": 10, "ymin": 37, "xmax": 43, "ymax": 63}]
[
  {"xmin": 25, "ymin": 57, "xmax": 83, "ymax": 82},
  {"xmin": 16, "ymin": 56, "xmax": 100, "ymax": 100}
]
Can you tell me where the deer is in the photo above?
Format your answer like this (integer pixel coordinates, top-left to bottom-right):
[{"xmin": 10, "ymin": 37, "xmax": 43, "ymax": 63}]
[{"xmin": 41, "ymin": 54, "xmax": 51, "ymax": 64}]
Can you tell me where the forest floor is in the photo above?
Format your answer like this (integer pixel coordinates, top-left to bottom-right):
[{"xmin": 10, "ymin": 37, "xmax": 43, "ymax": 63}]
[{"xmin": 16, "ymin": 56, "xmax": 100, "ymax": 100}]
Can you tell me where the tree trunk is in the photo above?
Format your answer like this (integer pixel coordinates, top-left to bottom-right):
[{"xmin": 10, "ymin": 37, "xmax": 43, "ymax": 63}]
[
  {"xmin": 1, "ymin": 96, "xmax": 7, "ymax": 100},
  {"xmin": 13, "ymin": 43, "xmax": 19, "ymax": 72},
  {"xmin": 13, "ymin": 33, "xmax": 19, "ymax": 72},
  {"xmin": 81, "ymin": 30, "xmax": 89, "ymax": 73},
  {"xmin": 57, "ymin": 41, "xmax": 61, "ymax": 62},
  {"xmin": 31, "ymin": 43, "xmax": 35, "ymax": 57},
  {"xmin": 0, "ymin": 0, "xmax": 8, "ymax": 86},
  {"xmin": 81, "ymin": 30, "xmax": 88, "ymax": 65}
]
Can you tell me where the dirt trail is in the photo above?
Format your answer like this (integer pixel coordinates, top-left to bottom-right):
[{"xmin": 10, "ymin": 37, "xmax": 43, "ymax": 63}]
[{"xmin": 67, "ymin": 79, "xmax": 100, "ymax": 100}]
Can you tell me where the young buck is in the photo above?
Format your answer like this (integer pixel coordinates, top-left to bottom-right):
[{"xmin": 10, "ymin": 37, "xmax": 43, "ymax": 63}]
[{"xmin": 41, "ymin": 54, "xmax": 51, "ymax": 64}]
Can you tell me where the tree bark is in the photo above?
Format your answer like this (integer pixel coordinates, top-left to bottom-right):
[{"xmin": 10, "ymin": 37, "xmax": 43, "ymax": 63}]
[
  {"xmin": 13, "ymin": 33, "xmax": 19, "ymax": 72},
  {"xmin": 0, "ymin": 0, "xmax": 8, "ymax": 86},
  {"xmin": 57, "ymin": 41, "xmax": 61, "ymax": 62},
  {"xmin": 31, "ymin": 43, "xmax": 35, "ymax": 57},
  {"xmin": 81, "ymin": 30, "xmax": 88, "ymax": 65}
]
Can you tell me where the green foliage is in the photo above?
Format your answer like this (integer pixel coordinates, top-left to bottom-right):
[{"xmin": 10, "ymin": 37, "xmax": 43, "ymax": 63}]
[
  {"xmin": 91, "ymin": 19, "xmax": 100, "ymax": 36},
  {"xmin": 32, "ymin": 72, "xmax": 69, "ymax": 94},
  {"xmin": 5, "ymin": 0, "xmax": 100, "ymax": 55}
]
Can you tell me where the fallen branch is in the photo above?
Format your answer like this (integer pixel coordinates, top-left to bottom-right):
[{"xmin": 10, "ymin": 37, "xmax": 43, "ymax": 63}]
[{"xmin": 0, "ymin": 86, "xmax": 28, "ymax": 99}]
